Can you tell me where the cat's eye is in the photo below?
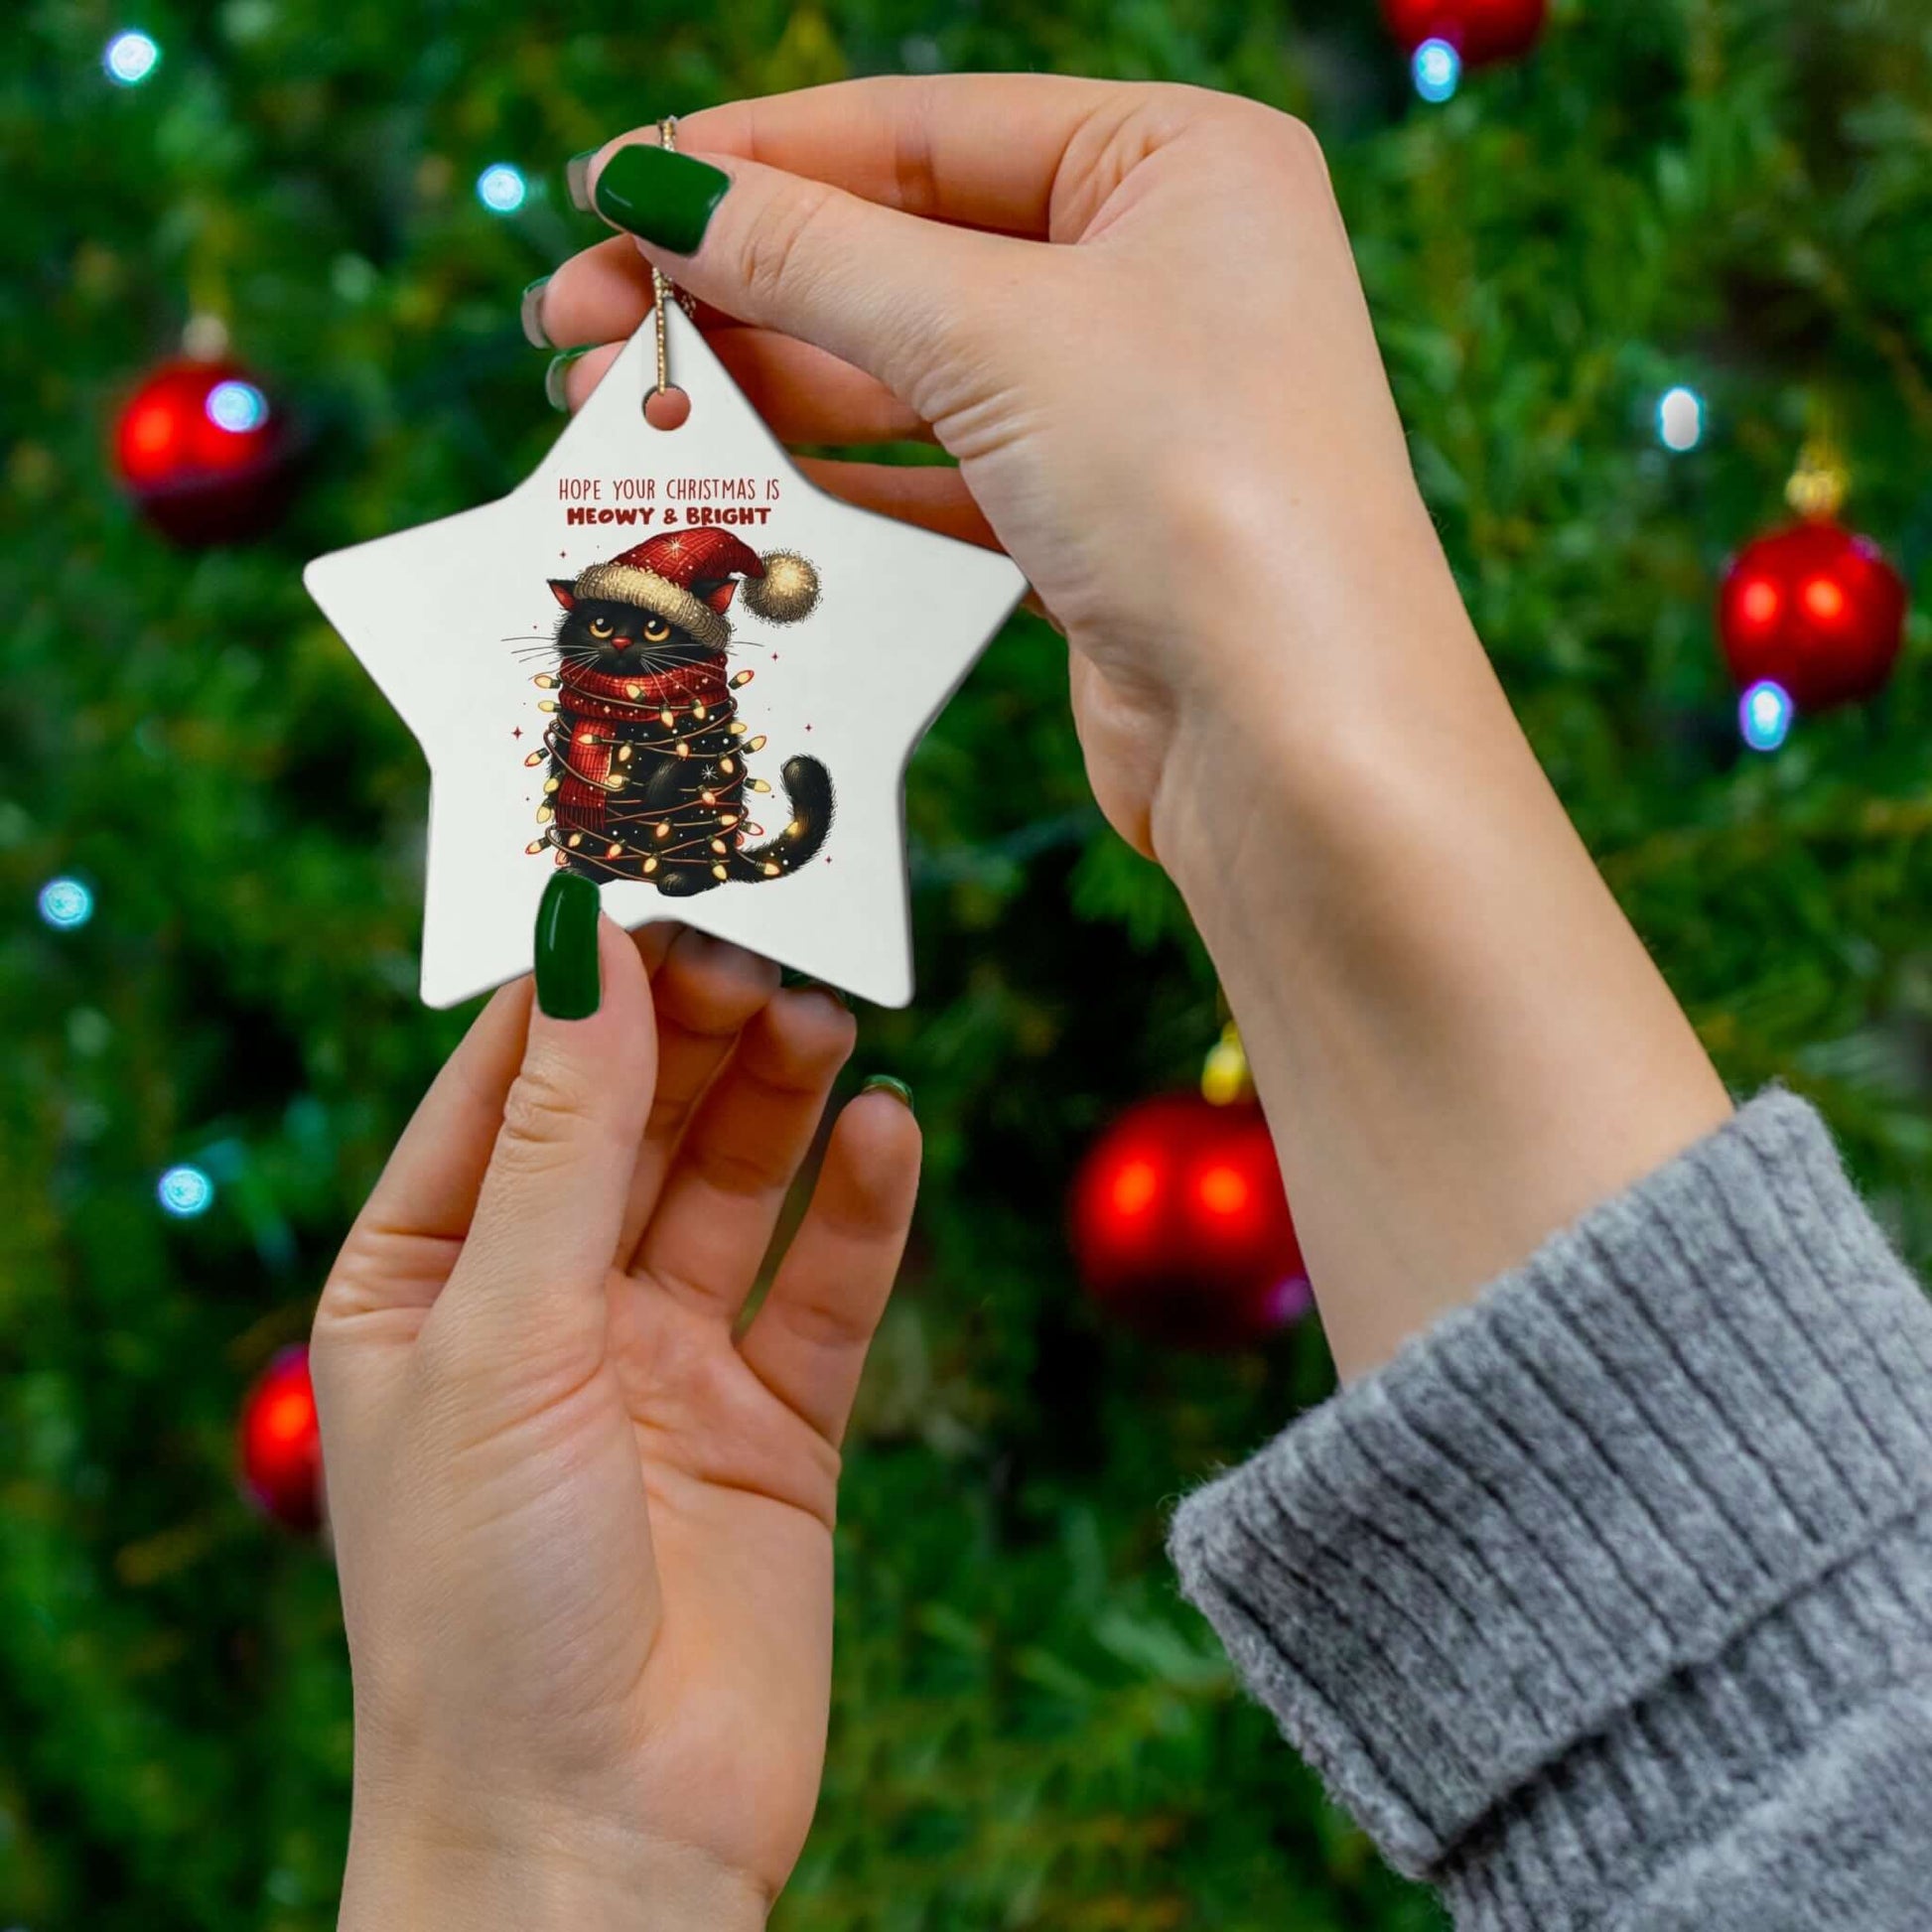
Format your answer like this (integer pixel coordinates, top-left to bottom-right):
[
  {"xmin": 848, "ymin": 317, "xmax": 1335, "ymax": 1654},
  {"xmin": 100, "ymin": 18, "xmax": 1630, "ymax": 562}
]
[
  {"xmin": 642, "ymin": 617, "xmax": 671, "ymax": 642},
  {"xmin": 588, "ymin": 617, "xmax": 615, "ymax": 638}
]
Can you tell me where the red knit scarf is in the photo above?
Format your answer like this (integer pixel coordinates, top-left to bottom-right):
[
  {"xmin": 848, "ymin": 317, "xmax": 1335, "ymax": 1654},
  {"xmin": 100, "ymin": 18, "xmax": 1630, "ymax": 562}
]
[{"xmin": 553, "ymin": 656, "xmax": 732, "ymax": 834}]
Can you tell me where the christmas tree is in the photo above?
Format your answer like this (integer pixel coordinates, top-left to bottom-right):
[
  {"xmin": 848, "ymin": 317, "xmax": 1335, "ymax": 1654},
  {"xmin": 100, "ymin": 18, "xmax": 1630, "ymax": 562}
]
[{"xmin": 4, "ymin": 2, "xmax": 1929, "ymax": 1927}]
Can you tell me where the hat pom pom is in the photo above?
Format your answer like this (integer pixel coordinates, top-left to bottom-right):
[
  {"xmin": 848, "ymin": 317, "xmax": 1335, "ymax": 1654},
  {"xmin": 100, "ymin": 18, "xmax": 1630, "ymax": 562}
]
[{"xmin": 742, "ymin": 550, "xmax": 820, "ymax": 623}]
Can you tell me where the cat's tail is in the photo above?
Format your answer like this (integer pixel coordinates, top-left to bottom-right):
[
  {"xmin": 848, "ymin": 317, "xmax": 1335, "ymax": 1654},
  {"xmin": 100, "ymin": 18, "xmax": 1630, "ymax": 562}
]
[{"xmin": 730, "ymin": 756, "xmax": 834, "ymax": 882}]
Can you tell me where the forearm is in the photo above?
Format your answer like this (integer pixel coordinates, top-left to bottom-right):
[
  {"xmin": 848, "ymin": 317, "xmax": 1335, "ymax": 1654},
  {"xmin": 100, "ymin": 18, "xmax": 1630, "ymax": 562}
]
[
  {"xmin": 1149, "ymin": 504, "xmax": 1729, "ymax": 1378},
  {"xmin": 340, "ymin": 1803, "xmax": 767, "ymax": 1932}
]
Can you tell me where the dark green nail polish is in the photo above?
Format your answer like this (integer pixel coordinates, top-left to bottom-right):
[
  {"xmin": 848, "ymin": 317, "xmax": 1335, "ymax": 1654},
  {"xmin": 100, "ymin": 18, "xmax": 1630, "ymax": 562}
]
[
  {"xmin": 862, "ymin": 1074, "xmax": 913, "ymax": 1113},
  {"xmin": 519, "ymin": 276, "xmax": 552, "ymax": 349},
  {"xmin": 565, "ymin": 150, "xmax": 597, "ymax": 212},
  {"xmin": 535, "ymin": 871, "xmax": 601, "ymax": 1020},
  {"xmin": 592, "ymin": 143, "xmax": 730, "ymax": 256},
  {"xmin": 544, "ymin": 346, "xmax": 592, "ymax": 412}
]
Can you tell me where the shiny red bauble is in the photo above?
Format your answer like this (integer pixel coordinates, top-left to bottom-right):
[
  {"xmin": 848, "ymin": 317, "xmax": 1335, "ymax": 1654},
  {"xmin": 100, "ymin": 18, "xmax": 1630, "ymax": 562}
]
[
  {"xmin": 1719, "ymin": 519, "xmax": 1908, "ymax": 713},
  {"xmin": 1069, "ymin": 1093, "xmax": 1311, "ymax": 1349},
  {"xmin": 113, "ymin": 357, "xmax": 296, "ymax": 545},
  {"xmin": 1382, "ymin": 0, "xmax": 1548, "ymax": 65},
  {"xmin": 238, "ymin": 1345, "xmax": 324, "ymax": 1532}
]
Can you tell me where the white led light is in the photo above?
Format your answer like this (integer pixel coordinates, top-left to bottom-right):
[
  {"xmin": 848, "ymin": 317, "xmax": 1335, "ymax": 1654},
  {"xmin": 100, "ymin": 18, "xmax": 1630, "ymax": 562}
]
[
  {"xmin": 1658, "ymin": 385, "xmax": 1705, "ymax": 453},
  {"xmin": 104, "ymin": 30, "xmax": 161, "ymax": 85},
  {"xmin": 37, "ymin": 878, "xmax": 93, "ymax": 929},
  {"xmin": 1413, "ymin": 38, "xmax": 1461, "ymax": 103},
  {"xmin": 206, "ymin": 379, "xmax": 269, "ymax": 433},
  {"xmin": 477, "ymin": 163, "xmax": 528, "ymax": 213},
  {"xmin": 1739, "ymin": 679, "xmax": 1793, "ymax": 754},
  {"xmin": 157, "ymin": 1165, "xmax": 215, "ymax": 1218}
]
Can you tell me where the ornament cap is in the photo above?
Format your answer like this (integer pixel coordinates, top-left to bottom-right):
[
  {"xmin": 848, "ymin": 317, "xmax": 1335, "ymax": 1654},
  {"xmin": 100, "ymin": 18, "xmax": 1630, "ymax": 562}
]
[{"xmin": 1785, "ymin": 436, "xmax": 1851, "ymax": 521}]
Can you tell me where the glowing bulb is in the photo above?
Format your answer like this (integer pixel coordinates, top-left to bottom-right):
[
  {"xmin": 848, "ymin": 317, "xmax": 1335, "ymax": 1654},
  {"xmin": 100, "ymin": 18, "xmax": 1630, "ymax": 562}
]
[
  {"xmin": 38, "ymin": 878, "xmax": 93, "ymax": 929},
  {"xmin": 103, "ymin": 30, "xmax": 160, "ymax": 85},
  {"xmin": 1413, "ymin": 38, "xmax": 1461, "ymax": 103},
  {"xmin": 1739, "ymin": 679, "xmax": 1793, "ymax": 754},
  {"xmin": 1657, "ymin": 386, "xmax": 1704, "ymax": 453},
  {"xmin": 206, "ymin": 379, "xmax": 268, "ymax": 433},
  {"xmin": 476, "ymin": 163, "xmax": 528, "ymax": 213},
  {"xmin": 157, "ymin": 1164, "xmax": 214, "ymax": 1217},
  {"xmin": 1110, "ymin": 1158, "xmax": 1160, "ymax": 1217}
]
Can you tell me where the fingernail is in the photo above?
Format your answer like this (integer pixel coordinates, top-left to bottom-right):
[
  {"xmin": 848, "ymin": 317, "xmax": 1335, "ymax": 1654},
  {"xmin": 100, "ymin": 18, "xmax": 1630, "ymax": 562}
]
[
  {"xmin": 592, "ymin": 143, "xmax": 730, "ymax": 256},
  {"xmin": 544, "ymin": 346, "xmax": 592, "ymax": 412},
  {"xmin": 520, "ymin": 275, "xmax": 552, "ymax": 349},
  {"xmin": 565, "ymin": 150, "xmax": 598, "ymax": 212},
  {"xmin": 862, "ymin": 1074, "xmax": 913, "ymax": 1114},
  {"xmin": 798, "ymin": 978, "xmax": 850, "ymax": 1010},
  {"xmin": 535, "ymin": 871, "xmax": 602, "ymax": 1020}
]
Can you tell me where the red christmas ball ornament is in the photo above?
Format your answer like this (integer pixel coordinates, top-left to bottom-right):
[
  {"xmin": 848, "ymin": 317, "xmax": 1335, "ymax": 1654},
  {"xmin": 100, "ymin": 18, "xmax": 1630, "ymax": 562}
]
[
  {"xmin": 1069, "ymin": 1092, "xmax": 1311, "ymax": 1349},
  {"xmin": 1382, "ymin": 0, "xmax": 1548, "ymax": 67},
  {"xmin": 238, "ymin": 1344, "xmax": 324, "ymax": 1533},
  {"xmin": 113, "ymin": 356, "xmax": 296, "ymax": 545},
  {"xmin": 1719, "ymin": 519, "xmax": 1908, "ymax": 714}
]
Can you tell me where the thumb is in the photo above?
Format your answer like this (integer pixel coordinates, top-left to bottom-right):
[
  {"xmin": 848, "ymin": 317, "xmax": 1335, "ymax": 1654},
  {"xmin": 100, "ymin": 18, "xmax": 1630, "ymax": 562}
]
[
  {"xmin": 586, "ymin": 139, "xmax": 1029, "ymax": 415},
  {"xmin": 438, "ymin": 877, "xmax": 656, "ymax": 1362}
]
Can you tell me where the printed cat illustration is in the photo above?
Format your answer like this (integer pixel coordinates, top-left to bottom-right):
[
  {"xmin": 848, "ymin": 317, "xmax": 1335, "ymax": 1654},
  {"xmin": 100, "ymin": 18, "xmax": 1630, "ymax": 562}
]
[{"xmin": 523, "ymin": 528, "xmax": 832, "ymax": 895}]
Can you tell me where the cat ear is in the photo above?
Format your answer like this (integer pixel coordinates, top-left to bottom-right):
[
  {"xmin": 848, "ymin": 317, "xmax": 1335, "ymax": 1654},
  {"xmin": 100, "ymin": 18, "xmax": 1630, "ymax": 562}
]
[{"xmin": 548, "ymin": 580, "xmax": 576, "ymax": 611}]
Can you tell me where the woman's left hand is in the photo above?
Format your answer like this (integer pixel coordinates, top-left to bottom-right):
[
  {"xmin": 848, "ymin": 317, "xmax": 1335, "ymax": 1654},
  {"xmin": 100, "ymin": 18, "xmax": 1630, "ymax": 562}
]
[{"xmin": 313, "ymin": 917, "xmax": 919, "ymax": 1931}]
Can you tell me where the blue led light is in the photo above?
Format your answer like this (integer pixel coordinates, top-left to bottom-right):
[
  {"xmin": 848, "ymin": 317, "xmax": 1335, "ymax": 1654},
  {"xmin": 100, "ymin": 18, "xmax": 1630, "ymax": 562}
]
[
  {"xmin": 206, "ymin": 379, "xmax": 269, "ymax": 434},
  {"xmin": 37, "ymin": 878, "xmax": 93, "ymax": 930},
  {"xmin": 103, "ymin": 30, "xmax": 161, "ymax": 85},
  {"xmin": 1739, "ymin": 679, "xmax": 1794, "ymax": 754},
  {"xmin": 477, "ymin": 163, "xmax": 528, "ymax": 213},
  {"xmin": 157, "ymin": 1165, "xmax": 215, "ymax": 1218},
  {"xmin": 1658, "ymin": 385, "xmax": 1705, "ymax": 453},
  {"xmin": 1413, "ymin": 38, "xmax": 1461, "ymax": 103}
]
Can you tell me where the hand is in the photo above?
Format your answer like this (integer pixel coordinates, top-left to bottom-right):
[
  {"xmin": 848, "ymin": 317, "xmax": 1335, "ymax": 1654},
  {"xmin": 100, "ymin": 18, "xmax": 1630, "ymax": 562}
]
[
  {"xmin": 537, "ymin": 76, "xmax": 1728, "ymax": 1380},
  {"xmin": 313, "ymin": 920, "xmax": 919, "ymax": 1930},
  {"xmin": 536, "ymin": 74, "xmax": 1433, "ymax": 857}
]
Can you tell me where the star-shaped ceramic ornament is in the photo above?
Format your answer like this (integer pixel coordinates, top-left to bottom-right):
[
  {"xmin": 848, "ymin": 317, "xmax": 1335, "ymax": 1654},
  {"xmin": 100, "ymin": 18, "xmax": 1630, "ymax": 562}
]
[{"xmin": 303, "ymin": 303, "xmax": 1027, "ymax": 1008}]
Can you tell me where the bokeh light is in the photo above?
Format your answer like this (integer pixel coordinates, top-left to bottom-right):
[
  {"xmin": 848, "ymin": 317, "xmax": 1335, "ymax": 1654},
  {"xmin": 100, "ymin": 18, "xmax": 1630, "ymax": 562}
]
[
  {"xmin": 103, "ymin": 30, "xmax": 160, "ymax": 85},
  {"xmin": 1740, "ymin": 679, "xmax": 1794, "ymax": 754},
  {"xmin": 37, "ymin": 878, "xmax": 93, "ymax": 929},
  {"xmin": 205, "ymin": 379, "xmax": 269, "ymax": 433},
  {"xmin": 476, "ymin": 163, "xmax": 527, "ymax": 213},
  {"xmin": 1657, "ymin": 385, "xmax": 1704, "ymax": 452},
  {"xmin": 1413, "ymin": 39, "xmax": 1461, "ymax": 103},
  {"xmin": 157, "ymin": 1165, "xmax": 215, "ymax": 1218}
]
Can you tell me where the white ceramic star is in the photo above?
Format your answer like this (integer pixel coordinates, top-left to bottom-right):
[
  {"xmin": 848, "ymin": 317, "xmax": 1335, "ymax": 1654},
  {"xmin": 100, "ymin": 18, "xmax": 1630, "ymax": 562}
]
[{"xmin": 304, "ymin": 306, "xmax": 1027, "ymax": 1008}]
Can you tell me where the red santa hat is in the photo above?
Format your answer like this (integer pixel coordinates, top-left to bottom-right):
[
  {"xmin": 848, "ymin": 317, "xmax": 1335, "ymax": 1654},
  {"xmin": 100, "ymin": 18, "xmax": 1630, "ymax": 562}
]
[{"xmin": 563, "ymin": 527, "xmax": 820, "ymax": 652}]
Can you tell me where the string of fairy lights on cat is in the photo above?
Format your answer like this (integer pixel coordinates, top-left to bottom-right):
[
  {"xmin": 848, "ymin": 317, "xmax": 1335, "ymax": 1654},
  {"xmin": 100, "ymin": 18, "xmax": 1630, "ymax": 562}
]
[{"xmin": 526, "ymin": 659, "xmax": 793, "ymax": 879}]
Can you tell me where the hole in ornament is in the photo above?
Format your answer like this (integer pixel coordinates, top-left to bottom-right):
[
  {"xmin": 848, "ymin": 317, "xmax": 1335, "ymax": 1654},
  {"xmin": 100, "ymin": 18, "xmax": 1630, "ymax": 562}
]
[{"xmin": 644, "ymin": 385, "xmax": 691, "ymax": 431}]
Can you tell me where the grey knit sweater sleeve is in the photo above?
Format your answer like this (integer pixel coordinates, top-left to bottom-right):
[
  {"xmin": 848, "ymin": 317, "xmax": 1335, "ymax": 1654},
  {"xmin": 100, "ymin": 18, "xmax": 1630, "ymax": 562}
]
[{"xmin": 1169, "ymin": 1091, "xmax": 1932, "ymax": 1930}]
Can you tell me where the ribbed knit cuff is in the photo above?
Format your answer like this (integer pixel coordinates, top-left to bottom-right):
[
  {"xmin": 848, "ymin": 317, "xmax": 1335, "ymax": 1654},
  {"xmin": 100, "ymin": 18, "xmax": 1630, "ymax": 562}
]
[{"xmin": 1170, "ymin": 1091, "xmax": 1932, "ymax": 1895}]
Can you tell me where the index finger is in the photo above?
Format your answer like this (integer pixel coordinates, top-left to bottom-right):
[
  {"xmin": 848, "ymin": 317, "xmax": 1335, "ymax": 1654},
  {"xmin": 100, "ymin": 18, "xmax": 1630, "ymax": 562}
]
[{"xmin": 668, "ymin": 72, "xmax": 1131, "ymax": 239}]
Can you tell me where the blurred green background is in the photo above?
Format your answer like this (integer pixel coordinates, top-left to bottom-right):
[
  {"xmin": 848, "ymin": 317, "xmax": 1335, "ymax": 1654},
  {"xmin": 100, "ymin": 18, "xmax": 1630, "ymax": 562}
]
[{"xmin": 7, "ymin": 0, "xmax": 1932, "ymax": 1926}]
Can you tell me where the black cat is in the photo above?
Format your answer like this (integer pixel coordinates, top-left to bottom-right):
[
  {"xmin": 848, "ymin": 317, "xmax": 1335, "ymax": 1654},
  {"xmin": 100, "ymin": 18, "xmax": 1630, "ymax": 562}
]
[{"xmin": 532, "ymin": 585, "xmax": 834, "ymax": 897}]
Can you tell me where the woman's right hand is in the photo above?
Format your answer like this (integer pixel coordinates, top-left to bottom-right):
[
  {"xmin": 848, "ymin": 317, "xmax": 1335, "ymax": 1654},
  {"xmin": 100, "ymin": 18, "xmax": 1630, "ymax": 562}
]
[
  {"xmin": 534, "ymin": 75, "xmax": 1453, "ymax": 858},
  {"xmin": 538, "ymin": 74, "xmax": 1730, "ymax": 1380}
]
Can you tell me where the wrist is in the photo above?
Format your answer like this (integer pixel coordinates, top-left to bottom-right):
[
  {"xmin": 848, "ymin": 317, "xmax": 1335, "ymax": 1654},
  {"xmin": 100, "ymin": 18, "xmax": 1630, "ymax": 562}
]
[
  {"xmin": 1143, "ymin": 493, "xmax": 1727, "ymax": 1378},
  {"xmin": 341, "ymin": 1800, "xmax": 768, "ymax": 1932}
]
